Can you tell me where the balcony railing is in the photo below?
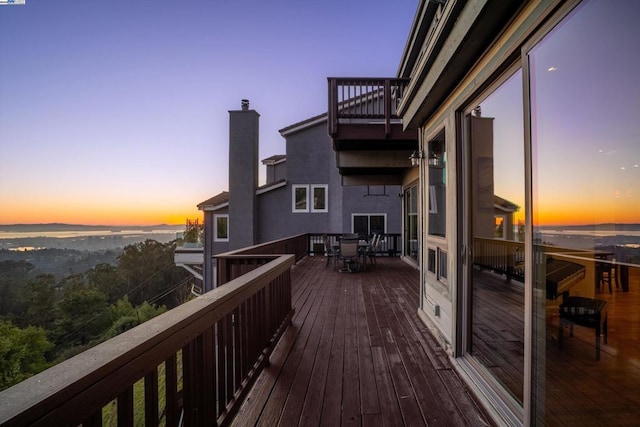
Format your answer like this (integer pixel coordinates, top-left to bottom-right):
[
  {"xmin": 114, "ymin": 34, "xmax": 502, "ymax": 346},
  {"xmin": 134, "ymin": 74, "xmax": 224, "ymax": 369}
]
[
  {"xmin": 0, "ymin": 238, "xmax": 299, "ymax": 426},
  {"xmin": 328, "ymin": 77, "xmax": 410, "ymax": 138}
]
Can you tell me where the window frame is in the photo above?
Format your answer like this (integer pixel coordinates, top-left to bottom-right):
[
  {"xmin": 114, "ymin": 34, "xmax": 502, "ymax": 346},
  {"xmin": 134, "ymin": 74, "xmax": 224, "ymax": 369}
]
[
  {"xmin": 351, "ymin": 213, "xmax": 387, "ymax": 237},
  {"xmin": 311, "ymin": 184, "xmax": 328, "ymax": 213},
  {"xmin": 292, "ymin": 184, "xmax": 329, "ymax": 213},
  {"xmin": 213, "ymin": 214, "xmax": 229, "ymax": 242},
  {"xmin": 292, "ymin": 185, "xmax": 309, "ymax": 213}
]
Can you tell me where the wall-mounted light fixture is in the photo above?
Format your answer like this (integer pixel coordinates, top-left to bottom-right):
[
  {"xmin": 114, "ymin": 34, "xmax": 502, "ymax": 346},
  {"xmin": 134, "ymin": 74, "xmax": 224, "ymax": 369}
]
[
  {"xmin": 409, "ymin": 150, "xmax": 422, "ymax": 167},
  {"xmin": 428, "ymin": 151, "xmax": 441, "ymax": 167}
]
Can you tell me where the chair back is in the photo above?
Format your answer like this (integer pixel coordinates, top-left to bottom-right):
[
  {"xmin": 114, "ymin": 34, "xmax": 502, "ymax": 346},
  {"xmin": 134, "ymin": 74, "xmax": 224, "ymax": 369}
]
[
  {"xmin": 323, "ymin": 235, "xmax": 331, "ymax": 252},
  {"xmin": 340, "ymin": 239, "xmax": 359, "ymax": 258},
  {"xmin": 370, "ymin": 234, "xmax": 379, "ymax": 249}
]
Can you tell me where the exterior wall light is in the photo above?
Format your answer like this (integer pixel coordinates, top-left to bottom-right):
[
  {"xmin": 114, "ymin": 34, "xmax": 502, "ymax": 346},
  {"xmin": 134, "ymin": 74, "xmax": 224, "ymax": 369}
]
[
  {"xmin": 428, "ymin": 152, "xmax": 441, "ymax": 167},
  {"xmin": 409, "ymin": 150, "xmax": 422, "ymax": 167}
]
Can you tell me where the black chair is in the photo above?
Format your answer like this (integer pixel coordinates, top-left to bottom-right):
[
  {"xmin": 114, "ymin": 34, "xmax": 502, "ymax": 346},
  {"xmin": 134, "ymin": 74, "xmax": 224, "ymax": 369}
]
[
  {"xmin": 596, "ymin": 260, "xmax": 618, "ymax": 294},
  {"xmin": 559, "ymin": 296, "xmax": 607, "ymax": 360}
]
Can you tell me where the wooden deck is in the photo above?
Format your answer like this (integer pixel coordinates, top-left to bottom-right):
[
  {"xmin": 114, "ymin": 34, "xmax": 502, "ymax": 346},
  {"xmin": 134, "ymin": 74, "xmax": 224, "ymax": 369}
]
[{"xmin": 233, "ymin": 256, "xmax": 493, "ymax": 426}]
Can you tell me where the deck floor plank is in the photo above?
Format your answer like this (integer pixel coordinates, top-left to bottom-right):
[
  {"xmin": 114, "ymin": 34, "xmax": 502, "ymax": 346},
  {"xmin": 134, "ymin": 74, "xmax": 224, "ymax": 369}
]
[
  {"xmin": 319, "ymin": 275, "xmax": 347, "ymax": 427},
  {"xmin": 355, "ymin": 278, "xmax": 381, "ymax": 416}
]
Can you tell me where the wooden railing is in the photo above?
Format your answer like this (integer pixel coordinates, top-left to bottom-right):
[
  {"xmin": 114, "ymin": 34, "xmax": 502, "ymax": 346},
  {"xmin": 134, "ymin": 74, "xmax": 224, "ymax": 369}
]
[
  {"xmin": 328, "ymin": 77, "xmax": 410, "ymax": 138},
  {"xmin": 216, "ymin": 234, "xmax": 308, "ymax": 285},
  {"xmin": 0, "ymin": 243, "xmax": 297, "ymax": 426},
  {"xmin": 474, "ymin": 237, "xmax": 525, "ymax": 282}
]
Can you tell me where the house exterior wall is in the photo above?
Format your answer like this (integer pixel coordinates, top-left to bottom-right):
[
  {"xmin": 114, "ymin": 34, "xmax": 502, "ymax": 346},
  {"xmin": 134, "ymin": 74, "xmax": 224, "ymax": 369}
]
[
  {"xmin": 258, "ymin": 120, "xmax": 401, "ymax": 242},
  {"xmin": 202, "ymin": 209, "xmax": 215, "ymax": 290},
  {"xmin": 265, "ymin": 161, "xmax": 286, "ymax": 184}
]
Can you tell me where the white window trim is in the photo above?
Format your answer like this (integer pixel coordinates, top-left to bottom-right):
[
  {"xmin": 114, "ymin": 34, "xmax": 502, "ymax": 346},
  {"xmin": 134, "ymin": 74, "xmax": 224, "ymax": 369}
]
[
  {"xmin": 292, "ymin": 185, "xmax": 309, "ymax": 213},
  {"xmin": 311, "ymin": 184, "xmax": 329, "ymax": 213},
  {"xmin": 292, "ymin": 184, "xmax": 329, "ymax": 213},
  {"xmin": 214, "ymin": 214, "xmax": 229, "ymax": 242}
]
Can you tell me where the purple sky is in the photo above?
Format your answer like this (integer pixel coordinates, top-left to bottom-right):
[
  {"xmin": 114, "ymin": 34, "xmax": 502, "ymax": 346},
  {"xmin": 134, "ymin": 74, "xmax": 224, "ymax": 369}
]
[{"xmin": 0, "ymin": 0, "xmax": 418, "ymax": 225}]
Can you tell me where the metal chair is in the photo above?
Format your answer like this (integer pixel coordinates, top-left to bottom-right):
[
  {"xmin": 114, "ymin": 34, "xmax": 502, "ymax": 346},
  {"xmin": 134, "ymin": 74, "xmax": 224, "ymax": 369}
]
[
  {"xmin": 323, "ymin": 235, "xmax": 339, "ymax": 270},
  {"xmin": 366, "ymin": 234, "xmax": 381, "ymax": 265},
  {"xmin": 596, "ymin": 259, "xmax": 618, "ymax": 294},
  {"xmin": 339, "ymin": 238, "xmax": 360, "ymax": 272}
]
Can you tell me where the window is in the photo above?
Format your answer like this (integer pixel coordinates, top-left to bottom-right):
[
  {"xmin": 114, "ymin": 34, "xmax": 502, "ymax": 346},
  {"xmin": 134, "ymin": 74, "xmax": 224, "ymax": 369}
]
[
  {"xmin": 214, "ymin": 214, "xmax": 228, "ymax": 242},
  {"xmin": 404, "ymin": 184, "xmax": 419, "ymax": 261},
  {"xmin": 352, "ymin": 213, "xmax": 386, "ymax": 237},
  {"xmin": 311, "ymin": 185, "xmax": 328, "ymax": 212},
  {"xmin": 428, "ymin": 130, "xmax": 446, "ymax": 237},
  {"xmin": 292, "ymin": 184, "xmax": 328, "ymax": 213},
  {"xmin": 292, "ymin": 185, "xmax": 308, "ymax": 212},
  {"xmin": 494, "ymin": 215, "xmax": 506, "ymax": 239}
]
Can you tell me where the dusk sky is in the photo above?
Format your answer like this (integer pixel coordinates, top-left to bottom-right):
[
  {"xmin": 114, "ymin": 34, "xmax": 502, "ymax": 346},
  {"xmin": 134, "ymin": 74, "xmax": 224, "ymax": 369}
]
[{"xmin": 0, "ymin": 0, "xmax": 418, "ymax": 226}]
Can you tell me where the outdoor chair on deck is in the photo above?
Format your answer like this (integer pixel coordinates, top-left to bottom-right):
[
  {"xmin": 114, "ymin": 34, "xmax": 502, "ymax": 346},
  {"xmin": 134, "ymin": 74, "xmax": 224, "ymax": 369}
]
[
  {"xmin": 323, "ymin": 235, "xmax": 339, "ymax": 270},
  {"xmin": 596, "ymin": 260, "xmax": 618, "ymax": 294},
  {"xmin": 339, "ymin": 238, "xmax": 360, "ymax": 272},
  {"xmin": 366, "ymin": 234, "xmax": 381, "ymax": 265},
  {"xmin": 559, "ymin": 296, "xmax": 608, "ymax": 360}
]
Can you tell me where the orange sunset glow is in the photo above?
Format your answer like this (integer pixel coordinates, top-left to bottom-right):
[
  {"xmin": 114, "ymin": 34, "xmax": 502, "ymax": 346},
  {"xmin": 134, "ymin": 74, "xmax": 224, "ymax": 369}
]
[{"xmin": 0, "ymin": 202, "xmax": 202, "ymax": 226}]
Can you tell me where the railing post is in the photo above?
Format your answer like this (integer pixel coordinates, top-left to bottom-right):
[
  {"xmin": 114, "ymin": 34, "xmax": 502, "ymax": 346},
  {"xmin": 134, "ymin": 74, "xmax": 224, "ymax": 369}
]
[
  {"xmin": 144, "ymin": 369, "xmax": 159, "ymax": 427},
  {"xmin": 328, "ymin": 78, "xmax": 338, "ymax": 137},
  {"xmin": 165, "ymin": 354, "xmax": 178, "ymax": 427},
  {"xmin": 384, "ymin": 79, "xmax": 391, "ymax": 137}
]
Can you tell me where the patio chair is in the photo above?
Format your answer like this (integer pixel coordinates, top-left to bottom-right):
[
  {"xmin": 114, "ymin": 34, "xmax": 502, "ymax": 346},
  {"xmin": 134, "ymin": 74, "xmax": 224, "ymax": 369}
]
[
  {"xmin": 339, "ymin": 238, "xmax": 360, "ymax": 272},
  {"xmin": 596, "ymin": 260, "xmax": 618, "ymax": 294},
  {"xmin": 366, "ymin": 234, "xmax": 381, "ymax": 265},
  {"xmin": 323, "ymin": 235, "xmax": 339, "ymax": 269},
  {"xmin": 559, "ymin": 296, "xmax": 607, "ymax": 360}
]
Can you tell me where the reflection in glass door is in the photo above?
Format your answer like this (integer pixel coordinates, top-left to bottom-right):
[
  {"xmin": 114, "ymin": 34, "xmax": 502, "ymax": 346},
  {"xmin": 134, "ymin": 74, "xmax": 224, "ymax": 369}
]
[
  {"xmin": 528, "ymin": 1, "xmax": 640, "ymax": 424},
  {"xmin": 461, "ymin": 69, "xmax": 526, "ymax": 406}
]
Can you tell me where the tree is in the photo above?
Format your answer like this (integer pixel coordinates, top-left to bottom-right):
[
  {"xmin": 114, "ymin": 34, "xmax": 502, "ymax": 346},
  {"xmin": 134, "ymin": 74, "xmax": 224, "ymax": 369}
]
[
  {"xmin": 117, "ymin": 240, "xmax": 189, "ymax": 308},
  {"xmin": 102, "ymin": 296, "xmax": 167, "ymax": 339},
  {"xmin": 52, "ymin": 284, "xmax": 111, "ymax": 351},
  {"xmin": 0, "ymin": 260, "xmax": 34, "ymax": 320},
  {"xmin": 86, "ymin": 262, "xmax": 126, "ymax": 303},
  {"xmin": 21, "ymin": 274, "xmax": 58, "ymax": 330},
  {"xmin": 0, "ymin": 320, "xmax": 53, "ymax": 391}
]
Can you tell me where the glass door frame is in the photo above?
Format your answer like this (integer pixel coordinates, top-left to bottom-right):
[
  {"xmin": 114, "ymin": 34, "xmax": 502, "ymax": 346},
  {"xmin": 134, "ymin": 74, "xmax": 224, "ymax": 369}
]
[{"xmin": 455, "ymin": 63, "xmax": 529, "ymax": 426}]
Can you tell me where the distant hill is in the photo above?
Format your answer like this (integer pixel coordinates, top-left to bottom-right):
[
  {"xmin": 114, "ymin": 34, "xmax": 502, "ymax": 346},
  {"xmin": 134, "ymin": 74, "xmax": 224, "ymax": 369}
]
[
  {"xmin": 538, "ymin": 223, "xmax": 640, "ymax": 231},
  {"xmin": 0, "ymin": 223, "xmax": 184, "ymax": 232}
]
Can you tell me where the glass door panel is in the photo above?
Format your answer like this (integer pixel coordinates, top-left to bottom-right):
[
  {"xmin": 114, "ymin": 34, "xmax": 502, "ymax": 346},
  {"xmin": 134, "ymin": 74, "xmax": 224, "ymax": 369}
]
[
  {"xmin": 464, "ymin": 69, "xmax": 526, "ymax": 405},
  {"xmin": 528, "ymin": 0, "xmax": 640, "ymax": 424}
]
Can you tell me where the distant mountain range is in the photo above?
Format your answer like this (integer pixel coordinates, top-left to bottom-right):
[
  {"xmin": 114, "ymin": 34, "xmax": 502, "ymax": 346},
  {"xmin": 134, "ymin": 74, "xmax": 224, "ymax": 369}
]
[
  {"xmin": 538, "ymin": 223, "xmax": 640, "ymax": 231},
  {"xmin": 0, "ymin": 223, "xmax": 184, "ymax": 232}
]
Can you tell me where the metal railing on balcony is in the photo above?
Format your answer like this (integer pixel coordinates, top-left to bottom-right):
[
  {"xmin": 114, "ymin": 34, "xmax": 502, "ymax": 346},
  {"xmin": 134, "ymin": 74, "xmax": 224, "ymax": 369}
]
[
  {"xmin": 307, "ymin": 233, "xmax": 401, "ymax": 257},
  {"xmin": 328, "ymin": 77, "xmax": 410, "ymax": 138},
  {"xmin": 0, "ymin": 238, "xmax": 300, "ymax": 427}
]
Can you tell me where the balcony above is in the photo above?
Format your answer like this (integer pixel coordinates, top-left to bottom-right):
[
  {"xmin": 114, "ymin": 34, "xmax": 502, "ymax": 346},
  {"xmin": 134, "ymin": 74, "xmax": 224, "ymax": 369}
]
[{"xmin": 328, "ymin": 78, "xmax": 418, "ymax": 185}]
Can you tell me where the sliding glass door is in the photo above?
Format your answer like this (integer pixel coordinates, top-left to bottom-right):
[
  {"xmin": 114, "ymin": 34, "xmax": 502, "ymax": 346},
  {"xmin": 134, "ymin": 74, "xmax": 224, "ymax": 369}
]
[{"xmin": 460, "ymin": 68, "xmax": 526, "ymax": 411}]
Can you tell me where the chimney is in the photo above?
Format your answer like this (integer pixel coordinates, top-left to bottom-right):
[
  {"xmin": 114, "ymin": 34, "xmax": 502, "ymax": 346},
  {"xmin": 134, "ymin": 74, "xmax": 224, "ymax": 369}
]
[{"xmin": 228, "ymin": 100, "xmax": 259, "ymax": 250}]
